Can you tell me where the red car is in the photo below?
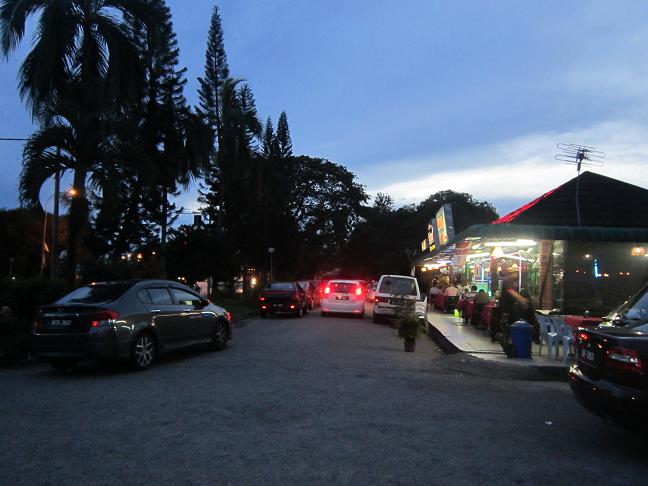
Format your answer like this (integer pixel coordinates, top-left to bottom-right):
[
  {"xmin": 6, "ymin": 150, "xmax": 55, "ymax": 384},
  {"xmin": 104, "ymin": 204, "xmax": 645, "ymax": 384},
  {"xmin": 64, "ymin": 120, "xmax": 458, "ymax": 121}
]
[{"xmin": 258, "ymin": 282, "xmax": 308, "ymax": 318}]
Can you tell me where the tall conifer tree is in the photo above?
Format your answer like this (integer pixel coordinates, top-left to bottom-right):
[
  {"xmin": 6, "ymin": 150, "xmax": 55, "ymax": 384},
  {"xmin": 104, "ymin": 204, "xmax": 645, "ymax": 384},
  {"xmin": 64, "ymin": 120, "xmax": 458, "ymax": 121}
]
[
  {"xmin": 276, "ymin": 111, "xmax": 293, "ymax": 159},
  {"xmin": 197, "ymin": 6, "xmax": 230, "ymax": 146}
]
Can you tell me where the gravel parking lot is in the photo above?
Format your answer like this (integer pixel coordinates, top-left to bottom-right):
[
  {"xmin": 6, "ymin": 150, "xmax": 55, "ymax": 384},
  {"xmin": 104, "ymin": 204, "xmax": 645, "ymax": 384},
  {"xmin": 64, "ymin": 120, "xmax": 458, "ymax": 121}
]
[{"xmin": 1, "ymin": 309, "xmax": 646, "ymax": 485}]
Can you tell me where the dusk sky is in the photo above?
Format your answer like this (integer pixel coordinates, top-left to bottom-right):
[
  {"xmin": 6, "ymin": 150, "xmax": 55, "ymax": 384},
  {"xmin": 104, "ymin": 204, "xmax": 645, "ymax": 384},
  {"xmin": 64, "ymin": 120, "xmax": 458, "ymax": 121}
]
[{"xmin": 2, "ymin": 0, "xmax": 648, "ymax": 222}]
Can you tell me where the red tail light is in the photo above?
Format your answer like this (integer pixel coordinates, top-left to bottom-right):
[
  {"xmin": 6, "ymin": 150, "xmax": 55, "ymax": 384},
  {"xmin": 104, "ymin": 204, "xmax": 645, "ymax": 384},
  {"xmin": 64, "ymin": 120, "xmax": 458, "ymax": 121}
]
[
  {"xmin": 91, "ymin": 310, "xmax": 120, "ymax": 328},
  {"xmin": 259, "ymin": 296, "xmax": 266, "ymax": 301},
  {"xmin": 355, "ymin": 287, "xmax": 362, "ymax": 296},
  {"xmin": 605, "ymin": 346, "xmax": 643, "ymax": 374},
  {"xmin": 225, "ymin": 311, "xmax": 232, "ymax": 322},
  {"xmin": 576, "ymin": 332, "xmax": 589, "ymax": 345},
  {"xmin": 324, "ymin": 287, "xmax": 331, "ymax": 294}
]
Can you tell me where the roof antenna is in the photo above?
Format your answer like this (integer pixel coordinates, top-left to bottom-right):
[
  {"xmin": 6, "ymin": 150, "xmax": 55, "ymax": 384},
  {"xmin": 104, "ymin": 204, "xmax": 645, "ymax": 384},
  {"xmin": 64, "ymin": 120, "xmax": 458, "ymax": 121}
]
[{"xmin": 555, "ymin": 143, "xmax": 606, "ymax": 227}]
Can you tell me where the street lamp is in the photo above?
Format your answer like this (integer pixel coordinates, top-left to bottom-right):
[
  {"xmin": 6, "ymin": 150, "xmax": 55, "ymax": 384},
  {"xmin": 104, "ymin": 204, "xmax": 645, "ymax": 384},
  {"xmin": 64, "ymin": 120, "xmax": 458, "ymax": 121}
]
[
  {"xmin": 40, "ymin": 186, "xmax": 77, "ymax": 277},
  {"xmin": 268, "ymin": 247, "xmax": 275, "ymax": 283}
]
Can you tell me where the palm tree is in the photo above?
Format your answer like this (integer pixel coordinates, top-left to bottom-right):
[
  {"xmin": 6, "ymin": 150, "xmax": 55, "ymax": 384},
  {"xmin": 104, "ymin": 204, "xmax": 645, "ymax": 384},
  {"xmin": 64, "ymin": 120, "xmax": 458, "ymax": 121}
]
[{"xmin": 1, "ymin": 0, "xmax": 163, "ymax": 278}]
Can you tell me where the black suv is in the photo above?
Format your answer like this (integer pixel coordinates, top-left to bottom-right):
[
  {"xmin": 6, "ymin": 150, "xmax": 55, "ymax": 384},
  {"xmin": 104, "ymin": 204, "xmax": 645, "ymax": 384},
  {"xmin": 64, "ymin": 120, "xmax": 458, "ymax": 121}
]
[{"xmin": 32, "ymin": 280, "xmax": 231, "ymax": 371}]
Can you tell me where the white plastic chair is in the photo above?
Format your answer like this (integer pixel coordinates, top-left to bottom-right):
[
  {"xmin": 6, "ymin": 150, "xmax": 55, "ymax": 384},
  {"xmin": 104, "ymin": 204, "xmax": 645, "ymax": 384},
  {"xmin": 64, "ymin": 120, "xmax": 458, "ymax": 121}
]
[
  {"xmin": 554, "ymin": 318, "xmax": 575, "ymax": 363},
  {"xmin": 536, "ymin": 314, "xmax": 552, "ymax": 356}
]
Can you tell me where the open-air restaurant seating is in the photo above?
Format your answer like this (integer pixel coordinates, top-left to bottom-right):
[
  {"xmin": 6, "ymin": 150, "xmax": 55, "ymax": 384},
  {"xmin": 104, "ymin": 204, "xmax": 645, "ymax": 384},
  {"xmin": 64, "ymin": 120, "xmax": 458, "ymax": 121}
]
[{"xmin": 448, "ymin": 295, "xmax": 603, "ymax": 362}]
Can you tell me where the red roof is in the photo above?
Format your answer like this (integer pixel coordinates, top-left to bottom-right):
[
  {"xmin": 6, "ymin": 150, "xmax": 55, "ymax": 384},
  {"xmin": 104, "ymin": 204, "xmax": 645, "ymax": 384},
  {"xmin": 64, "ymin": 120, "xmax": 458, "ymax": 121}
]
[{"xmin": 492, "ymin": 185, "xmax": 561, "ymax": 224}]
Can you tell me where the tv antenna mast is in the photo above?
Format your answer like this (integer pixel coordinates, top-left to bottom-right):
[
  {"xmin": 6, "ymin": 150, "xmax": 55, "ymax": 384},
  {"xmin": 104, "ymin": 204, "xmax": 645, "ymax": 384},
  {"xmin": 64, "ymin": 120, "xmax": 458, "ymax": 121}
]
[{"xmin": 555, "ymin": 143, "xmax": 606, "ymax": 227}]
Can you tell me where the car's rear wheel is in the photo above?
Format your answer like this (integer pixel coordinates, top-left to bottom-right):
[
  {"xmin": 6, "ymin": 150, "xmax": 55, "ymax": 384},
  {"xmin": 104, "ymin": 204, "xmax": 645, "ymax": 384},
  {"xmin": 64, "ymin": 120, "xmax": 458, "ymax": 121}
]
[
  {"xmin": 296, "ymin": 306, "xmax": 303, "ymax": 318},
  {"xmin": 210, "ymin": 320, "xmax": 227, "ymax": 351},
  {"xmin": 131, "ymin": 332, "xmax": 155, "ymax": 371},
  {"xmin": 50, "ymin": 358, "xmax": 78, "ymax": 372}
]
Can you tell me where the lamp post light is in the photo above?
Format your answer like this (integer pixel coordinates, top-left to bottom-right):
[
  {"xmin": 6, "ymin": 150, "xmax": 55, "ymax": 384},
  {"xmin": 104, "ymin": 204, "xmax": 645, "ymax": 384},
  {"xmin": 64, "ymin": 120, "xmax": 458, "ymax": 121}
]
[
  {"xmin": 268, "ymin": 247, "xmax": 275, "ymax": 283},
  {"xmin": 40, "ymin": 185, "xmax": 77, "ymax": 277}
]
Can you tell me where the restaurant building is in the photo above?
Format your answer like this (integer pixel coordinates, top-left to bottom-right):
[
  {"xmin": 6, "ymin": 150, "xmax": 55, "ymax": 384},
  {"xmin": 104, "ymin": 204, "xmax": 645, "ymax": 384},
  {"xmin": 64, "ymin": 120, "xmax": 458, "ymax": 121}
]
[{"xmin": 413, "ymin": 171, "xmax": 648, "ymax": 315}]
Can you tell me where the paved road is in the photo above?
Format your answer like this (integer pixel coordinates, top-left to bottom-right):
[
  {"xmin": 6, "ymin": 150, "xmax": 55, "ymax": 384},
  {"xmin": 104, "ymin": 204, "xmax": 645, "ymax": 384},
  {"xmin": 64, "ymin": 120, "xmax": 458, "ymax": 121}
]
[{"xmin": 1, "ymin": 308, "xmax": 646, "ymax": 485}]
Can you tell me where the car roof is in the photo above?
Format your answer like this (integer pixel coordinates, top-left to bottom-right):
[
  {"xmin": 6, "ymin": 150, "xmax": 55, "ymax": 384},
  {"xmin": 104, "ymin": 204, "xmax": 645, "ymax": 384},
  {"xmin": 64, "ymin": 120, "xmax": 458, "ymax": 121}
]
[{"xmin": 379, "ymin": 275, "xmax": 416, "ymax": 279}]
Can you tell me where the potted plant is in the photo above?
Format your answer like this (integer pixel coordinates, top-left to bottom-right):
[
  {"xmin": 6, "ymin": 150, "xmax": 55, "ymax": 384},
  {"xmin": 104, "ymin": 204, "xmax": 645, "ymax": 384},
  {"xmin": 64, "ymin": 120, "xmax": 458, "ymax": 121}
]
[{"xmin": 396, "ymin": 298, "xmax": 420, "ymax": 352}]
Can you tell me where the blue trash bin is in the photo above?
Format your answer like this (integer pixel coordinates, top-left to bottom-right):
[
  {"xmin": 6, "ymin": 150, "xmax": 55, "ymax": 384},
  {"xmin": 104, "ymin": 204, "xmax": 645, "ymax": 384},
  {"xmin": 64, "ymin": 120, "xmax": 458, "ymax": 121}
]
[{"xmin": 510, "ymin": 320, "xmax": 533, "ymax": 359}]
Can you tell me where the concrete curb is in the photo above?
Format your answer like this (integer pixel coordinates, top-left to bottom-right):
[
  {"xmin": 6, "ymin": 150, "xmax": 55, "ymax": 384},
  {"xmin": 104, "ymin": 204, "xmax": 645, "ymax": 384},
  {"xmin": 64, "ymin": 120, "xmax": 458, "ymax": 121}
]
[{"xmin": 424, "ymin": 315, "xmax": 569, "ymax": 381}]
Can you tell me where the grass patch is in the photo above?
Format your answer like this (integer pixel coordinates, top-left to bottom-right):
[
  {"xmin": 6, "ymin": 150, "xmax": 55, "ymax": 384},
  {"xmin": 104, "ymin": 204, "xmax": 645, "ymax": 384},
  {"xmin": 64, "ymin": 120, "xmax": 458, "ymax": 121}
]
[{"xmin": 211, "ymin": 297, "xmax": 257, "ymax": 319}]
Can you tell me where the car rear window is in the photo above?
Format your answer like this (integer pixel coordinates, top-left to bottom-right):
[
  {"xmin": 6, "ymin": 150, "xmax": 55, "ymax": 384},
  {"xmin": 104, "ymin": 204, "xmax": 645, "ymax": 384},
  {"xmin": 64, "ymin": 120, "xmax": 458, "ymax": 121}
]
[
  {"xmin": 378, "ymin": 277, "xmax": 417, "ymax": 296},
  {"xmin": 329, "ymin": 282, "xmax": 358, "ymax": 294},
  {"xmin": 57, "ymin": 283, "xmax": 134, "ymax": 304},
  {"xmin": 269, "ymin": 283, "xmax": 294, "ymax": 291}
]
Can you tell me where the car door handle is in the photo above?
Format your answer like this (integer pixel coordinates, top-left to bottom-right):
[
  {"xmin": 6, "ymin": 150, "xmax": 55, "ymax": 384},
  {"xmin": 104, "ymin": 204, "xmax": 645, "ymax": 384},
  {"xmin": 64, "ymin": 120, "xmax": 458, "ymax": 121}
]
[{"xmin": 151, "ymin": 309, "xmax": 161, "ymax": 313}]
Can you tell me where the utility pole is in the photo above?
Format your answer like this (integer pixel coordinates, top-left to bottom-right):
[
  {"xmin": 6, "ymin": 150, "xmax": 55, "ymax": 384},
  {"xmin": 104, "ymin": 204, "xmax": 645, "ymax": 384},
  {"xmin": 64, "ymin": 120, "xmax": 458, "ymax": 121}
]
[{"xmin": 50, "ymin": 151, "xmax": 61, "ymax": 278}]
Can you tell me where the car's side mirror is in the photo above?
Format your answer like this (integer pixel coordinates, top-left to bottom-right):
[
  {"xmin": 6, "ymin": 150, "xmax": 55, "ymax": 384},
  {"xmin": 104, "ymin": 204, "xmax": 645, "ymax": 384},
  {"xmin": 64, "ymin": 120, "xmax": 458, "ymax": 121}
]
[{"xmin": 198, "ymin": 298, "xmax": 210, "ymax": 308}]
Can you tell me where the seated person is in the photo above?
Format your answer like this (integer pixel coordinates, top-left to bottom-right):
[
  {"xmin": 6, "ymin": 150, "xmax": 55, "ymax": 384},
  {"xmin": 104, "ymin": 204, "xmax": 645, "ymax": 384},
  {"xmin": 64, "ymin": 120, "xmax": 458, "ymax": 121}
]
[{"xmin": 471, "ymin": 289, "xmax": 491, "ymax": 327}]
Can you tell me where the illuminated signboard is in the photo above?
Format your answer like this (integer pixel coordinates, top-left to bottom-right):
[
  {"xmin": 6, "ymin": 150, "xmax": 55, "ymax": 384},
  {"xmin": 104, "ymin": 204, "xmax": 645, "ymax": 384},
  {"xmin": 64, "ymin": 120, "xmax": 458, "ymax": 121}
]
[
  {"xmin": 420, "ymin": 204, "xmax": 454, "ymax": 254},
  {"xmin": 435, "ymin": 204, "xmax": 455, "ymax": 246}
]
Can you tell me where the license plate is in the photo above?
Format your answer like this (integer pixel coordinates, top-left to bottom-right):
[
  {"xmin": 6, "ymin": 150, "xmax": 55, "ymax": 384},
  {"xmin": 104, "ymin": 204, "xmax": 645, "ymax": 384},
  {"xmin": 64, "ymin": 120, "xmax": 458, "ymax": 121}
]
[
  {"xmin": 273, "ymin": 304, "xmax": 283, "ymax": 309},
  {"xmin": 50, "ymin": 319, "xmax": 72, "ymax": 327},
  {"xmin": 581, "ymin": 349, "xmax": 595, "ymax": 362},
  {"xmin": 336, "ymin": 296, "xmax": 349, "ymax": 300},
  {"xmin": 390, "ymin": 299, "xmax": 404, "ymax": 306}
]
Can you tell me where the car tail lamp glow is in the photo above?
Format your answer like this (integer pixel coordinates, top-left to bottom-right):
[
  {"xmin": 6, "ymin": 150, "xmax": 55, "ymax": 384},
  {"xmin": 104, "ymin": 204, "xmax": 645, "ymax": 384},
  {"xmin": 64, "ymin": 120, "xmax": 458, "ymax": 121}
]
[
  {"xmin": 290, "ymin": 304, "xmax": 296, "ymax": 309},
  {"xmin": 91, "ymin": 310, "xmax": 120, "ymax": 328},
  {"xmin": 576, "ymin": 332, "xmax": 589, "ymax": 345},
  {"xmin": 259, "ymin": 296, "xmax": 266, "ymax": 301},
  {"xmin": 225, "ymin": 312, "xmax": 232, "ymax": 322},
  {"xmin": 324, "ymin": 287, "xmax": 331, "ymax": 294},
  {"xmin": 261, "ymin": 305, "xmax": 267, "ymax": 310},
  {"xmin": 605, "ymin": 346, "xmax": 643, "ymax": 374},
  {"xmin": 375, "ymin": 296, "xmax": 388, "ymax": 303},
  {"xmin": 355, "ymin": 287, "xmax": 362, "ymax": 296}
]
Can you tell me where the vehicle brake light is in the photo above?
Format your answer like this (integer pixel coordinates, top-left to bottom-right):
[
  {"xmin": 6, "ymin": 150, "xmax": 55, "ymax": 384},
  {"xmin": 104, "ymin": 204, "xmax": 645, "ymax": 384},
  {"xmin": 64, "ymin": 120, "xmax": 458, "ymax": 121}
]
[
  {"xmin": 225, "ymin": 312, "xmax": 232, "ymax": 322},
  {"xmin": 91, "ymin": 309, "xmax": 119, "ymax": 328},
  {"xmin": 261, "ymin": 305, "xmax": 267, "ymax": 310},
  {"xmin": 259, "ymin": 296, "xmax": 266, "ymax": 301},
  {"xmin": 324, "ymin": 287, "xmax": 331, "ymax": 294},
  {"xmin": 290, "ymin": 304, "xmax": 296, "ymax": 309},
  {"xmin": 605, "ymin": 346, "xmax": 643, "ymax": 374},
  {"xmin": 355, "ymin": 287, "xmax": 362, "ymax": 296}
]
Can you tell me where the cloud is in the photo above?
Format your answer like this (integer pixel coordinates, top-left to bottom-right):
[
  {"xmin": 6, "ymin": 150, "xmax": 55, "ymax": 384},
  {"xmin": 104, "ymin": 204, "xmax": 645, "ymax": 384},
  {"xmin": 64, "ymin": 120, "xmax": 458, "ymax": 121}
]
[{"xmin": 360, "ymin": 119, "xmax": 648, "ymax": 212}]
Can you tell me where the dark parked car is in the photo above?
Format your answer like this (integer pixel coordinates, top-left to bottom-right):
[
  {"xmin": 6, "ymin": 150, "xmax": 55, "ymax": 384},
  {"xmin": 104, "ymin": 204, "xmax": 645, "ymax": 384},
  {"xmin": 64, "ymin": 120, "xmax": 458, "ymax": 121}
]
[
  {"xmin": 259, "ymin": 282, "xmax": 308, "ymax": 318},
  {"xmin": 568, "ymin": 282, "xmax": 648, "ymax": 429},
  {"xmin": 298, "ymin": 281, "xmax": 320, "ymax": 309},
  {"xmin": 32, "ymin": 280, "xmax": 232, "ymax": 372}
]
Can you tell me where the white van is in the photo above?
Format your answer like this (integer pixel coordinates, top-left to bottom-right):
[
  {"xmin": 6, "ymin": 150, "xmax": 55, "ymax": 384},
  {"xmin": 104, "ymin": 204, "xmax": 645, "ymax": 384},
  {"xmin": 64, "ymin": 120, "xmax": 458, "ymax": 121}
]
[{"xmin": 372, "ymin": 274, "xmax": 427, "ymax": 324}]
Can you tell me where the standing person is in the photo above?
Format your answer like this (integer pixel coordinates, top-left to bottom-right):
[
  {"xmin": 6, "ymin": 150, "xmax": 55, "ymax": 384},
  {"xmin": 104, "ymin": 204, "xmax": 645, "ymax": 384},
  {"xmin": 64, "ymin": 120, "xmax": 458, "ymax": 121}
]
[{"xmin": 494, "ymin": 268, "xmax": 532, "ymax": 343}]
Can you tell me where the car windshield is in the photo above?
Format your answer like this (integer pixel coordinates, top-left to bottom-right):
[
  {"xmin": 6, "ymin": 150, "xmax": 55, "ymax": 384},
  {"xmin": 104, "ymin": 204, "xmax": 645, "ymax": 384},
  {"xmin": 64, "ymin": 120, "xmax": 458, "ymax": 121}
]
[
  {"xmin": 329, "ymin": 282, "xmax": 357, "ymax": 293},
  {"xmin": 613, "ymin": 285, "xmax": 648, "ymax": 327},
  {"xmin": 379, "ymin": 277, "xmax": 417, "ymax": 296},
  {"xmin": 269, "ymin": 283, "xmax": 294, "ymax": 291},
  {"xmin": 57, "ymin": 283, "xmax": 134, "ymax": 304}
]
